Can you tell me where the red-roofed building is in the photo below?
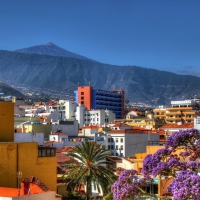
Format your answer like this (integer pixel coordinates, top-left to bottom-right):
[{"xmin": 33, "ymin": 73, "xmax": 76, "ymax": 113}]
[
  {"xmin": 160, "ymin": 123, "xmax": 193, "ymax": 133},
  {"xmin": 0, "ymin": 177, "xmax": 58, "ymax": 200},
  {"xmin": 78, "ymin": 125, "xmax": 99, "ymax": 137}
]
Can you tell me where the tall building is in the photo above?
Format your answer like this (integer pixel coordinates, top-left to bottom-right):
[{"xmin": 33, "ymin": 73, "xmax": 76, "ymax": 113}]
[
  {"xmin": 154, "ymin": 98, "xmax": 200, "ymax": 124},
  {"xmin": 74, "ymin": 86, "xmax": 124, "ymax": 119}
]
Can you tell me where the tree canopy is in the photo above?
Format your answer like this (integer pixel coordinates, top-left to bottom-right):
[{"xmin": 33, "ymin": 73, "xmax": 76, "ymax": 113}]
[
  {"xmin": 63, "ymin": 141, "xmax": 117, "ymax": 200},
  {"xmin": 112, "ymin": 129, "xmax": 200, "ymax": 200}
]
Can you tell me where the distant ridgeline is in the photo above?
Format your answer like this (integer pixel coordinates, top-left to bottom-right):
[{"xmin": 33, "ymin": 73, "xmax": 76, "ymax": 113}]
[{"xmin": 0, "ymin": 43, "xmax": 199, "ymax": 105}]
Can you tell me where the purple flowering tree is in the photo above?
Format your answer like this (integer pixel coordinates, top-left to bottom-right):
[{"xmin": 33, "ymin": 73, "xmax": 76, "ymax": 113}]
[{"xmin": 111, "ymin": 129, "xmax": 200, "ymax": 200}]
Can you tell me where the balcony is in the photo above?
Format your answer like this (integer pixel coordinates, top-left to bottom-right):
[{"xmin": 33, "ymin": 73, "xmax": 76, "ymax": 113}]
[
  {"xmin": 167, "ymin": 107, "xmax": 200, "ymax": 111},
  {"xmin": 165, "ymin": 117, "xmax": 182, "ymax": 121}
]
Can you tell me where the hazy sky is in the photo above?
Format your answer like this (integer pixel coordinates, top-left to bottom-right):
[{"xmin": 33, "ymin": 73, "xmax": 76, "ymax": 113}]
[{"xmin": 0, "ymin": 0, "xmax": 200, "ymax": 76}]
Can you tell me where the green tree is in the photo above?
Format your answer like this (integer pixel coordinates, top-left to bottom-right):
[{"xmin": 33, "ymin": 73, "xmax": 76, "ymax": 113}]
[{"xmin": 63, "ymin": 141, "xmax": 117, "ymax": 200}]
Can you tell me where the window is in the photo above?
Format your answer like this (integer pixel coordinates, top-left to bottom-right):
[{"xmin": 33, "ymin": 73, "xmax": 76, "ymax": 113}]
[
  {"xmin": 97, "ymin": 118, "xmax": 99, "ymax": 121},
  {"xmin": 81, "ymin": 96, "xmax": 84, "ymax": 100},
  {"xmin": 116, "ymin": 145, "xmax": 118, "ymax": 150},
  {"xmin": 81, "ymin": 92, "xmax": 84, "ymax": 95},
  {"xmin": 46, "ymin": 149, "xmax": 51, "ymax": 156},
  {"xmin": 111, "ymin": 145, "xmax": 114, "ymax": 150},
  {"xmin": 120, "ymin": 145, "xmax": 123, "ymax": 150},
  {"xmin": 38, "ymin": 148, "xmax": 56, "ymax": 157},
  {"xmin": 120, "ymin": 138, "xmax": 123, "ymax": 143},
  {"xmin": 116, "ymin": 138, "xmax": 118, "ymax": 143},
  {"xmin": 108, "ymin": 145, "xmax": 110, "ymax": 150},
  {"xmin": 96, "ymin": 113, "xmax": 99, "ymax": 116},
  {"xmin": 111, "ymin": 138, "xmax": 114, "ymax": 142},
  {"xmin": 81, "ymin": 101, "xmax": 84, "ymax": 104},
  {"xmin": 108, "ymin": 138, "xmax": 111, "ymax": 143}
]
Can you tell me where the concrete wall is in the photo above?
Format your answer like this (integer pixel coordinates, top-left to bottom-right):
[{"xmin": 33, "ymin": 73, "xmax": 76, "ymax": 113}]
[
  {"xmin": 52, "ymin": 121, "xmax": 78, "ymax": 137},
  {"xmin": 24, "ymin": 124, "xmax": 52, "ymax": 139},
  {"xmin": 125, "ymin": 134, "xmax": 148, "ymax": 158},
  {"xmin": 12, "ymin": 191, "xmax": 56, "ymax": 200},
  {"xmin": 14, "ymin": 133, "xmax": 44, "ymax": 145},
  {"xmin": 194, "ymin": 116, "xmax": 200, "ymax": 130},
  {"xmin": 75, "ymin": 104, "xmax": 86, "ymax": 128},
  {"xmin": 0, "ymin": 102, "xmax": 14, "ymax": 141},
  {"xmin": 0, "ymin": 142, "xmax": 57, "ymax": 192}
]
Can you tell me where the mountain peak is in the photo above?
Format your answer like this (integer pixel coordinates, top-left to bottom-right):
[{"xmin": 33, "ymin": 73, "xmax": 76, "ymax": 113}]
[
  {"xmin": 45, "ymin": 42, "xmax": 56, "ymax": 46},
  {"xmin": 15, "ymin": 43, "xmax": 96, "ymax": 62}
]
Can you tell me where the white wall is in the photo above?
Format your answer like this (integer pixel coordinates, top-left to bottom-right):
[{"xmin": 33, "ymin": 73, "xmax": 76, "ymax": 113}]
[
  {"xmin": 116, "ymin": 158, "xmax": 135, "ymax": 169},
  {"xmin": 110, "ymin": 133, "xmax": 159, "ymax": 158},
  {"xmin": 83, "ymin": 110, "xmax": 116, "ymax": 127},
  {"xmin": 194, "ymin": 116, "xmax": 200, "ymax": 130},
  {"xmin": 12, "ymin": 191, "xmax": 56, "ymax": 200},
  {"xmin": 52, "ymin": 120, "xmax": 78, "ymax": 137},
  {"xmin": 75, "ymin": 104, "xmax": 86, "ymax": 127},
  {"xmin": 14, "ymin": 133, "xmax": 44, "ymax": 145},
  {"xmin": 58, "ymin": 100, "xmax": 77, "ymax": 120}
]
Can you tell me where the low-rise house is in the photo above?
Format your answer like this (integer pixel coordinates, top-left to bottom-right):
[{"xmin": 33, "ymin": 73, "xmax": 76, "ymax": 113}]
[{"xmin": 0, "ymin": 176, "xmax": 58, "ymax": 200}]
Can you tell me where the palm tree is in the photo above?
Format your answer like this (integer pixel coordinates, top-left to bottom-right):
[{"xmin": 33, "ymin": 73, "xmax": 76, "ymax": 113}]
[{"xmin": 63, "ymin": 141, "xmax": 117, "ymax": 200}]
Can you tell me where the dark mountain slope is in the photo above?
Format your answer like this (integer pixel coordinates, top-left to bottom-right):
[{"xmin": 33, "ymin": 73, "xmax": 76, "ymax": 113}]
[
  {"xmin": 0, "ymin": 50, "xmax": 200, "ymax": 105},
  {"xmin": 0, "ymin": 82, "xmax": 24, "ymax": 97}
]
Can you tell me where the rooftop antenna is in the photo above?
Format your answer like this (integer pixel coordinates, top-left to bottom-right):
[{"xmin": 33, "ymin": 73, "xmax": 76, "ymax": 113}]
[{"xmin": 89, "ymin": 81, "xmax": 91, "ymax": 86}]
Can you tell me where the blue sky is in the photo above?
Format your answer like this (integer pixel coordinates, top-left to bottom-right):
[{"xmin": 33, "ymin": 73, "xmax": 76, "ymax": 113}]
[{"xmin": 0, "ymin": 0, "xmax": 200, "ymax": 76}]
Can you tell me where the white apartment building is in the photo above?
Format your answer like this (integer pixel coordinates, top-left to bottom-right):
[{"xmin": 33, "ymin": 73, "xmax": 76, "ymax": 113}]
[
  {"xmin": 48, "ymin": 100, "xmax": 115, "ymax": 128},
  {"xmin": 75, "ymin": 104, "xmax": 115, "ymax": 127},
  {"xmin": 108, "ymin": 130, "xmax": 159, "ymax": 158}
]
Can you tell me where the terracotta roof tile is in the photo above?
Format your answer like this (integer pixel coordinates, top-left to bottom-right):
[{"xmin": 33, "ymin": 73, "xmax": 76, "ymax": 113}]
[
  {"xmin": 160, "ymin": 123, "xmax": 194, "ymax": 129},
  {"xmin": 109, "ymin": 129, "xmax": 149, "ymax": 134},
  {"xmin": 56, "ymin": 146, "xmax": 75, "ymax": 153},
  {"xmin": 81, "ymin": 125, "xmax": 99, "ymax": 129}
]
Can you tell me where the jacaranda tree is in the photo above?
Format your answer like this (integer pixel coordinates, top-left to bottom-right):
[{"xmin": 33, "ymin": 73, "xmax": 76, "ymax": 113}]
[
  {"xmin": 63, "ymin": 140, "xmax": 117, "ymax": 200},
  {"xmin": 111, "ymin": 129, "xmax": 200, "ymax": 200}
]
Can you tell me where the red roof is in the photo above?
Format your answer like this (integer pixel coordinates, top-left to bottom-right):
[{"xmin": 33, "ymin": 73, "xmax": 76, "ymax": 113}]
[
  {"xmin": 56, "ymin": 146, "xmax": 75, "ymax": 153},
  {"xmin": 56, "ymin": 153, "xmax": 78, "ymax": 164},
  {"xmin": 160, "ymin": 123, "xmax": 194, "ymax": 129},
  {"xmin": 109, "ymin": 129, "xmax": 149, "ymax": 134},
  {"xmin": 81, "ymin": 125, "xmax": 99, "ymax": 129},
  {"xmin": 0, "ymin": 177, "xmax": 51, "ymax": 197}
]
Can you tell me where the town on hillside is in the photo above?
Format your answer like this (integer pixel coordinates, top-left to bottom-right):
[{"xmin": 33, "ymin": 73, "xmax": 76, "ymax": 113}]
[{"xmin": 0, "ymin": 85, "xmax": 200, "ymax": 199}]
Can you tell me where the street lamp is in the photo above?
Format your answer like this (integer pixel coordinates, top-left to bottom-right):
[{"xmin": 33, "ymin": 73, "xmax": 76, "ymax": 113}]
[{"xmin": 17, "ymin": 171, "xmax": 22, "ymax": 198}]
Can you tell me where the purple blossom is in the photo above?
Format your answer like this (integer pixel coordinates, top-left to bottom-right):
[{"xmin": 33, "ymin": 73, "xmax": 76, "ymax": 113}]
[
  {"xmin": 112, "ymin": 129, "xmax": 200, "ymax": 200},
  {"xmin": 168, "ymin": 170, "xmax": 200, "ymax": 200},
  {"xmin": 111, "ymin": 169, "xmax": 153, "ymax": 200}
]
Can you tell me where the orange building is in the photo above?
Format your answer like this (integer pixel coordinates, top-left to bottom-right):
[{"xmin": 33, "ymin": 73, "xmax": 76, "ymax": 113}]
[
  {"xmin": 77, "ymin": 86, "xmax": 93, "ymax": 110},
  {"xmin": 154, "ymin": 98, "xmax": 200, "ymax": 124}
]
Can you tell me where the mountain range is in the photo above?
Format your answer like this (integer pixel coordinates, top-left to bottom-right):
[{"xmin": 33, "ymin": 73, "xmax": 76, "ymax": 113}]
[{"xmin": 0, "ymin": 42, "xmax": 199, "ymax": 106}]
